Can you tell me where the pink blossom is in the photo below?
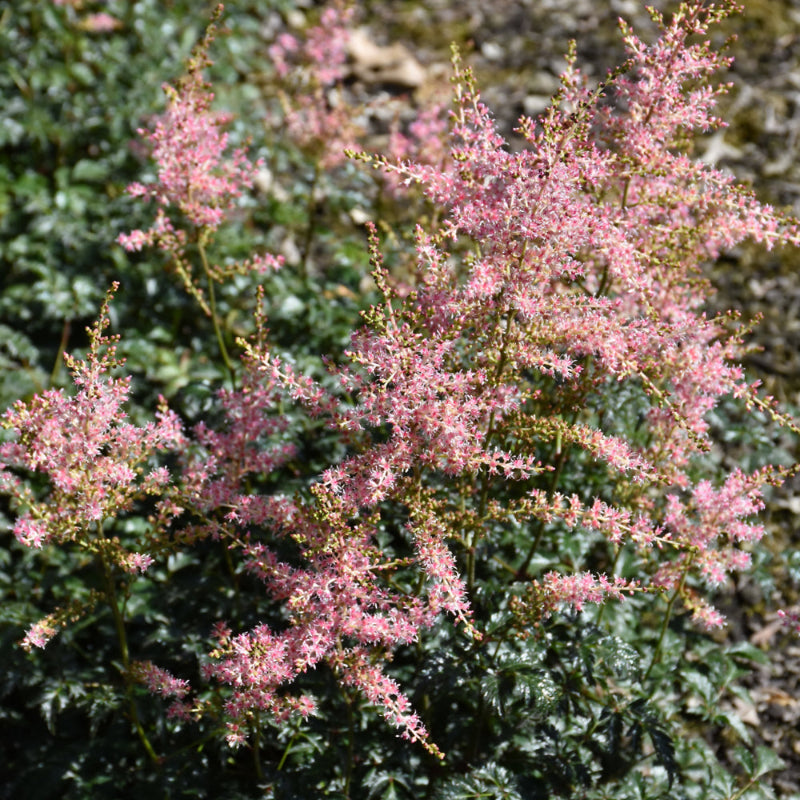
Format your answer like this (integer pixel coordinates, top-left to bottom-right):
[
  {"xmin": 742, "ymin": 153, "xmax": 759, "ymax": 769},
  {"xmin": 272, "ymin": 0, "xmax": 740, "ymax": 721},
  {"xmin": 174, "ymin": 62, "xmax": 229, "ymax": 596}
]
[
  {"xmin": 266, "ymin": 2, "xmax": 362, "ymax": 169},
  {"xmin": 119, "ymin": 552, "xmax": 156, "ymax": 575},
  {"xmin": 79, "ymin": 13, "xmax": 122, "ymax": 33},
  {"xmin": 533, "ymin": 571, "xmax": 640, "ymax": 615},
  {"xmin": 21, "ymin": 615, "xmax": 60, "ymax": 651},
  {"xmin": 84, "ymin": 0, "xmax": 800, "ymax": 757},
  {"xmin": 132, "ymin": 661, "xmax": 190, "ymax": 700},
  {"xmin": 0, "ymin": 285, "xmax": 184, "ymax": 579},
  {"xmin": 13, "ymin": 516, "xmax": 48, "ymax": 549},
  {"xmin": 337, "ymin": 649, "xmax": 441, "ymax": 757},
  {"xmin": 118, "ymin": 7, "xmax": 265, "ymax": 271},
  {"xmin": 119, "ymin": 72, "xmax": 258, "ymax": 231},
  {"xmin": 778, "ymin": 609, "xmax": 800, "ymax": 636},
  {"xmin": 117, "ymin": 15, "xmax": 283, "ymax": 309}
]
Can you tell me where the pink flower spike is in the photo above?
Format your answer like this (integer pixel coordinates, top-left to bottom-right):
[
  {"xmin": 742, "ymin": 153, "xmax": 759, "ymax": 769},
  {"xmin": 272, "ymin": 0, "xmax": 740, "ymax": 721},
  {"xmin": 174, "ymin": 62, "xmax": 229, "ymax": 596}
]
[
  {"xmin": 132, "ymin": 660, "xmax": 191, "ymax": 700},
  {"xmin": 120, "ymin": 9, "xmax": 262, "ymax": 238}
]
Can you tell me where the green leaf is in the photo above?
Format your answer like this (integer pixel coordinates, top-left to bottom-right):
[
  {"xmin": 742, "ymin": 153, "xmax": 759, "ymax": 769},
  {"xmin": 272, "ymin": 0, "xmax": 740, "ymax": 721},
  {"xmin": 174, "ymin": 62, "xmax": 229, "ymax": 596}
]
[
  {"xmin": 753, "ymin": 745, "xmax": 786, "ymax": 779},
  {"xmin": 735, "ymin": 745, "xmax": 755, "ymax": 777},
  {"xmin": 436, "ymin": 763, "xmax": 522, "ymax": 800},
  {"xmin": 364, "ymin": 769, "xmax": 412, "ymax": 800},
  {"xmin": 597, "ymin": 635, "xmax": 641, "ymax": 678},
  {"xmin": 714, "ymin": 710, "xmax": 751, "ymax": 744},
  {"xmin": 726, "ymin": 641, "xmax": 770, "ymax": 666},
  {"xmin": 71, "ymin": 159, "xmax": 110, "ymax": 183},
  {"xmin": 646, "ymin": 724, "xmax": 678, "ymax": 788},
  {"xmin": 67, "ymin": 62, "xmax": 94, "ymax": 87},
  {"xmin": 683, "ymin": 670, "xmax": 716, "ymax": 705},
  {"xmin": 480, "ymin": 670, "xmax": 504, "ymax": 715}
]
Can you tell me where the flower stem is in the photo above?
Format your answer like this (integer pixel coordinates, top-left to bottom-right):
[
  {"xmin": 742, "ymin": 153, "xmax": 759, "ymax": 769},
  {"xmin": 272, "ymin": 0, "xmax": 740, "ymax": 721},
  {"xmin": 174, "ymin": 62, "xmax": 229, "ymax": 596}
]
[
  {"xmin": 98, "ymin": 535, "xmax": 160, "ymax": 765},
  {"xmin": 342, "ymin": 684, "xmax": 356, "ymax": 799},
  {"xmin": 644, "ymin": 552, "xmax": 695, "ymax": 682},
  {"xmin": 299, "ymin": 160, "xmax": 321, "ymax": 283},
  {"xmin": 48, "ymin": 318, "xmax": 71, "ymax": 389},
  {"xmin": 252, "ymin": 711, "xmax": 264, "ymax": 782},
  {"xmin": 198, "ymin": 236, "xmax": 236, "ymax": 389}
]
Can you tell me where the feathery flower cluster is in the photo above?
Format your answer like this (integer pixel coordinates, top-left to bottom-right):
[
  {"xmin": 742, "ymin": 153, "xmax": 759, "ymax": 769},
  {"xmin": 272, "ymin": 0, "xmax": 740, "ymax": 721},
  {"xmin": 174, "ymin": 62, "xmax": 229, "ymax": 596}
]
[
  {"xmin": 351, "ymin": 0, "xmax": 797, "ymax": 633},
  {"xmin": 267, "ymin": 2, "xmax": 362, "ymax": 169},
  {"xmin": 170, "ymin": 352, "xmax": 297, "ymax": 542},
  {"xmin": 383, "ymin": 103, "xmax": 452, "ymax": 199},
  {"xmin": 118, "ymin": 7, "xmax": 258, "ymax": 236},
  {"xmin": 0, "ymin": 285, "xmax": 185, "ymax": 647},
  {"xmin": 131, "ymin": 661, "xmax": 190, "ymax": 701},
  {"xmin": 20, "ymin": 613, "xmax": 59, "ymax": 652},
  {"xmin": 533, "ymin": 571, "xmax": 641, "ymax": 615},
  {"xmin": 117, "ymin": 6, "xmax": 280, "ymax": 317},
  {"xmin": 181, "ymin": 441, "xmax": 448, "ymax": 749}
]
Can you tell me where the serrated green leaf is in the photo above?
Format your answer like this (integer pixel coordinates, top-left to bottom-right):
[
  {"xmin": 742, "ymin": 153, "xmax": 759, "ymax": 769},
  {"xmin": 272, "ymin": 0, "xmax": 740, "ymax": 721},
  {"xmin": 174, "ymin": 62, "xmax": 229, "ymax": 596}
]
[
  {"xmin": 436, "ymin": 763, "xmax": 522, "ymax": 800},
  {"xmin": 364, "ymin": 769, "xmax": 412, "ymax": 800},
  {"xmin": 753, "ymin": 745, "xmax": 786, "ymax": 778},
  {"xmin": 646, "ymin": 725, "xmax": 678, "ymax": 788},
  {"xmin": 726, "ymin": 641, "xmax": 770, "ymax": 665},
  {"xmin": 597, "ymin": 635, "xmax": 641, "ymax": 678},
  {"xmin": 715, "ymin": 710, "xmax": 751, "ymax": 744},
  {"xmin": 683, "ymin": 670, "xmax": 716, "ymax": 705},
  {"xmin": 480, "ymin": 670, "xmax": 504, "ymax": 715},
  {"xmin": 734, "ymin": 745, "xmax": 756, "ymax": 777}
]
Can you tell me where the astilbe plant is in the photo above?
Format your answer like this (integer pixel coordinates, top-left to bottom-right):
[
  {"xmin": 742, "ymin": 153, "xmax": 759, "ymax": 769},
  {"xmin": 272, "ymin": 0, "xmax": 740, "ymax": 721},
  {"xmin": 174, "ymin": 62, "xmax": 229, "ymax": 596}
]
[
  {"xmin": 214, "ymin": 0, "xmax": 798, "ymax": 750},
  {"xmin": 157, "ymin": 0, "xmax": 799, "ymax": 762},
  {"xmin": 3, "ymin": 0, "xmax": 800, "ymax": 795},
  {"xmin": 267, "ymin": 0, "xmax": 360, "ymax": 171},
  {"xmin": 0, "ymin": 284, "xmax": 184, "ymax": 643},
  {"xmin": 264, "ymin": 0, "xmax": 381, "ymax": 283},
  {"xmin": 117, "ymin": 5, "xmax": 281, "ymax": 382},
  {"xmin": 0, "ymin": 283, "xmax": 185, "ymax": 761}
]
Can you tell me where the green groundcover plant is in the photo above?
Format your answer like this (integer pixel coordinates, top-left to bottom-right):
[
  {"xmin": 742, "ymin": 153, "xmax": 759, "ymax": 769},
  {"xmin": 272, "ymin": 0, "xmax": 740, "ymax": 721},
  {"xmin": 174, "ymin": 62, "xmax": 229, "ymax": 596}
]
[{"xmin": 2, "ymin": 1, "xmax": 800, "ymax": 797}]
